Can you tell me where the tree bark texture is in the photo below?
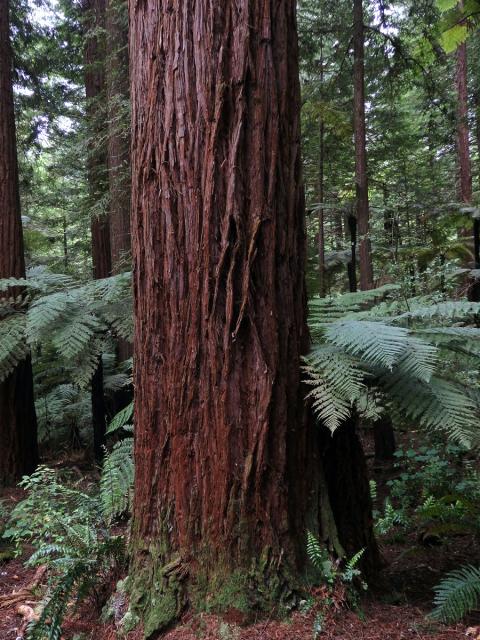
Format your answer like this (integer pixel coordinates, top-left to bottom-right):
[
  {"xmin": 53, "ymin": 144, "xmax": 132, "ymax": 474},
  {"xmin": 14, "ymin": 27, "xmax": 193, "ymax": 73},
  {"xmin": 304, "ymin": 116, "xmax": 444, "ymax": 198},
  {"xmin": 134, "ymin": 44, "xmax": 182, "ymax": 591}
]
[
  {"xmin": 0, "ymin": 0, "xmax": 38, "ymax": 485},
  {"xmin": 353, "ymin": 0, "xmax": 374, "ymax": 290},
  {"xmin": 129, "ymin": 2, "xmax": 379, "ymax": 634}
]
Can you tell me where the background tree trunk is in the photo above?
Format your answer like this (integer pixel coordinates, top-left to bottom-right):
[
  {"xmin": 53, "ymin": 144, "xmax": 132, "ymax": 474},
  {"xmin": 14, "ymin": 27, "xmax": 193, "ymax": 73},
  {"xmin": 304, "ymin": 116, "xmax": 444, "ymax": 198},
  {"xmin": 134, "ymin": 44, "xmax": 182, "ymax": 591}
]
[
  {"xmin": 373, "ymin": 415, "xmax": 396, "ymax": 462},
  {"xmin": 106, "ymin": 0, "xmax": 132, "ymax": 362},
  {"xmin": 353, "ymin": 0, "xmax": 374, "ymax": 290},
  {"xmin": 456, "ymin": 41, "xmax": 472, "ymax": 207},
  {"xmin": 106, "ymin": 0, "xmax": 130, "ymax": 274},
  {"xmin": 318, "ymin": 38, "xmax": 326, "ymax": 298},
  {"xmin": 0, "ymin": 0, "xmax": 38, "ymax": 485},
  {"xmin": 84, "ymin": 0, "xmax": 110, "ymax": 460},
  {"xmin": 321, "ymin": 417, "xmax": 379, "ymax": 575}
]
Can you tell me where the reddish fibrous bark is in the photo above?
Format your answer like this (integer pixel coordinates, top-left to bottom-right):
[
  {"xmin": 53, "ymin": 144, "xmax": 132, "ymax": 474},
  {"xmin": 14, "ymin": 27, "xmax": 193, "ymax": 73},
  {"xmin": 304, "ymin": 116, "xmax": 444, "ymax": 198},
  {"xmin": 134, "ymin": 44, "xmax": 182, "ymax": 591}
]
[
  {"xmin": 353, "ymin": 0, "xmax": 374, "ymax": 291},
  {"xmin": 0, "ymin": 0, "xmax": 38, "ymax": 485},
  {"xmin": 129, "ymin": 1, "xmax": 378, "ymax": 630},
  {"xmin": 131, "ymin": 0, "xmax": 310, "ymax": 564}
]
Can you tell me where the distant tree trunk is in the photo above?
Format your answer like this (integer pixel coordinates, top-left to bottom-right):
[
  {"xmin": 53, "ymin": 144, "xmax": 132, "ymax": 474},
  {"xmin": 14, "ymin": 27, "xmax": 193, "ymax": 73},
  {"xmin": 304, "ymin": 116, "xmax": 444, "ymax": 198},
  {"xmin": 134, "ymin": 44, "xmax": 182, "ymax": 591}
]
[
  {"xmin": 105, "ymin": 0, "xmax": 132, "ymax": 362},
  {"xmin": 129, "ymin": 2, "xmax": 379, "ymax": 633},
  {"xmin": 84, "ymin": 0, "xmax": 110, "ymax": 460},
  {"xmin": 347, "ymin": 213, "xmax": 358, "ymax": 293},
  {"xmin": 322, "ymin": 417, "xmax": 378, "ymax": 573},
  {"xmin": 353, "ymin": 0, "xmax": 374, "ymax": 290},
  {"xmin": 106, "ymin": 0, "xmax": 130, "ymax": 274},
  {"xmin": 471, "ymin": 89, "xmax": 480, "ymax": 300},
  {"xmin": 0, "ymin": 0, "xmax": 38, "ymax": 485},
  {"xmin": 373, "ymin": 415, "xmax": 396, "ymax": 462},
  {"xmin": 456, "ymin": 40, "xmax": 472, "ymax": 207},
  {"xmin": 318, "ymin": 38, "xmax": 326, "ymax": 297},
  {"xmin": 455, "ymin": 34, "xmax": 477, "ymax": 301},
  {"xmin": 318, "ymin": 125, "xmax": 326, "ymax": 297}
]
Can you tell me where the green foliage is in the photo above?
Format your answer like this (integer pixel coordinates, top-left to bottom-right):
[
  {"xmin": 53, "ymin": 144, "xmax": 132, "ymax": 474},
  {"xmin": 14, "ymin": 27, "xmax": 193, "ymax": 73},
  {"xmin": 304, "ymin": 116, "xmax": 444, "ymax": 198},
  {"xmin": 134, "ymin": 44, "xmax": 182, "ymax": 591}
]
[
  {"xmin": 431, "ymin": 565, "xmax": 480, "ymax": 622},
  {"xmin": 3, "ymin": 462, "xmax": 128, "ymax": 639},
  {"xmin": 374, "ymin": 499, "xmax": 410, "ymax": 537},
  {"xmin": 0, "ymin": 268, "xmax": 132, "ymax": 388},
  {"xmin": 305, "ymin": 287, "xmax": 480, "ymax": 448},
  {"xmin": 101, "ymin": 438, "xmax": 134, "ymax": 522},
  {"xmin": 306, "ymin": 531, "xmax": 367, "ymax": 598}
]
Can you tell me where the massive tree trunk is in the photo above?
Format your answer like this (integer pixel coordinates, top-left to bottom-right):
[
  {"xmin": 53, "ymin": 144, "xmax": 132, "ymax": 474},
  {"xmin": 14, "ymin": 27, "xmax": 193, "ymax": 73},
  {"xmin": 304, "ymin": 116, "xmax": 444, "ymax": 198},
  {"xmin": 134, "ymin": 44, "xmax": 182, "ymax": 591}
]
[
  {"xmin": 353, "ymin": 0, "xmax": 374, "ymax": 290},
  {"xmin": 0, "ymin": 0, "xmax": 38, "ymax": 485},
  {"xmin": 129, "ymin": 1, "xmax": 379, "ymax": 635},
  {"xmin": 84, "ymin": 0, "xmax": 111, "ymax": 460}
]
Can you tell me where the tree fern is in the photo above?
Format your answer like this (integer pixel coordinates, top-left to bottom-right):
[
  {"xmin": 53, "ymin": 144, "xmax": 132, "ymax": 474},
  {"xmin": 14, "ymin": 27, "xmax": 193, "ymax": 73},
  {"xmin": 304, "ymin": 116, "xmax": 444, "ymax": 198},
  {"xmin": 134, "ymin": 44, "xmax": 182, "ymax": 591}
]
[
  {"xmin": 431, "ymin": 565, "xmax": 480, "ymax": 622},
  {"xmin": 0, "ymin": 313, "xmax": 28, "ymax": 382},
  {"xmin": 306, "ymin": 287, "xmax": 480, "ymax": 447}
]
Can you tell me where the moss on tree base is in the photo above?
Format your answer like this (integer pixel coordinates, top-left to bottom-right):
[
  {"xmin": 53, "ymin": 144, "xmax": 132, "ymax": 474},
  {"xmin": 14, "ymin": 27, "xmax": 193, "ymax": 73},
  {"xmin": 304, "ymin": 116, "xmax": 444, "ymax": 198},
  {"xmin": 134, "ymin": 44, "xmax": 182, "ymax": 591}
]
[{"xmin": 127, "ymin": 541, "xmax": 305, "ymax": 639}]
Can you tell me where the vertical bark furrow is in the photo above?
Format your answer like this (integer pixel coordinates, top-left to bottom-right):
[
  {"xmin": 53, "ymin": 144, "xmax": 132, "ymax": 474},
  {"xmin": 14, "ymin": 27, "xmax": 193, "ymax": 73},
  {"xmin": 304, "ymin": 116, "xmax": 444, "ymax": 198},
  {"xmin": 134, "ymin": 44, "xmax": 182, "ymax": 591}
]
[{"xmin": 131, "ymin": 0, "xmax": 308, "ymax": 561}]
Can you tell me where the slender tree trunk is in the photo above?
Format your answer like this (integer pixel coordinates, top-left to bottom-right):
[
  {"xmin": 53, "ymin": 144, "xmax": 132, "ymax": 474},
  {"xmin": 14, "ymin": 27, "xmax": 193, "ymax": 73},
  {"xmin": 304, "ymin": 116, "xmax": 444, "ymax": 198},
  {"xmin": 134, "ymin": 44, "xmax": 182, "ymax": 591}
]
[
  {"xmin": 0, "ymin": 0, "xmax": 38, "ymax": 485},
  {"xmin": 129, "ymin": 2, "xmax": 378, "ymax": 633},
  {"xmin": 347, "ymin": 213, "xmax": 358, "ymax": 293},
  {"xmin": 106, "ymin": 0, "xmax": 130, "ymax": 274},
  {"xmin": 353, "ymin": 0, "xmax": 374, "ymax": 290},
  {"xmin": 373, "ymin": 415, "xmax": 396, "ymax": 462},
  {"xmin": 455, "ymin": 32, "xmax": 477, "ymax": 301},
  {"xmin": 456, "ymin": 40, "xmax": 472, "ymax": 207},
  {"xmin": 470, "ymin": 90, "xmax": 480, "ymax": 300},
  {"xmin": 84, "ymin": 0, "xmax": 110, "ymax": 460},
  {"xmin": 318, "ymin": 38, "xmax": 326, "ymax": 298},
  {"xmin": 106, "ymin": 0, "xmax": 132, "ymax": 362}
]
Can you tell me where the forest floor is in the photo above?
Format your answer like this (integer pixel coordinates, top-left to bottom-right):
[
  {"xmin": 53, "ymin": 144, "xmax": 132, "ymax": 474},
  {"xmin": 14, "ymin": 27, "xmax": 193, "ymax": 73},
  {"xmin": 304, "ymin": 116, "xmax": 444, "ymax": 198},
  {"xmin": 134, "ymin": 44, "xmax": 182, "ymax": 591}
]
[{"xmin": 1, "ymin": 445, "xmax": 479, "ymax": 640}]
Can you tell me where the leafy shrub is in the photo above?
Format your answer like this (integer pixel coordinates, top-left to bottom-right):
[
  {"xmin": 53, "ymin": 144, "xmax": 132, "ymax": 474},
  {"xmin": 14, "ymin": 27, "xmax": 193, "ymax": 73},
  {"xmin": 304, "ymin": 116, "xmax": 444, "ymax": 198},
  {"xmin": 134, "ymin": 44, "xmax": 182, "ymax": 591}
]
[
  {"xmin": 3, "ymin": 466, "xmax": 126, "ymax": 639},
  {"xmin": 306, "ymin": 532, "xmax": 367, "ymax": 636}
]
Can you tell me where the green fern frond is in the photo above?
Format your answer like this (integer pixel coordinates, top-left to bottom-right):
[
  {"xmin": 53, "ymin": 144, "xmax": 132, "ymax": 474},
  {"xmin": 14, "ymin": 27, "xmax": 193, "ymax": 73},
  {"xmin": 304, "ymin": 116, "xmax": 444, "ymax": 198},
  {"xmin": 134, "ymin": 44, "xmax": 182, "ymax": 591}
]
[
  {"xmin": 384, "ymin": 375, "xmax": 478, "ymax": 448},
  {"xmin": 0, "ymin": 313, "xmax": 28, "ymax": 382},
  {"xmin": 306, "ymin": 531, "xmax": 327, "ymax": 569},
  {"xmin": 106, "ymin": 400, "xmax": 134, "ymax": 435},
  {"xmin": 395, "ymin": 301, "xmax": 480, "ymax": 323},
  {"xmin": 324, "ymin": 321, "xmax": 412, "ymax": 370},
  {"xmin": 100, "ymin": 438, "xmax": 134, "ymax": 521},
  {"xmin": 431, "ymin": 565, "xmax": 480, "ymax": 622}
]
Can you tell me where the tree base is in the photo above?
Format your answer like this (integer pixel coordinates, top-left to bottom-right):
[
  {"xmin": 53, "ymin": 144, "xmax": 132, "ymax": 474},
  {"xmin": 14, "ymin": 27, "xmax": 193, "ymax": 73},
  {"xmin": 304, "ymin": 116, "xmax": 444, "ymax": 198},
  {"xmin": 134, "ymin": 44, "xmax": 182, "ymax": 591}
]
[{"xmin": 127, "ymin": 540, "xmax": 305, "ymax": 639}]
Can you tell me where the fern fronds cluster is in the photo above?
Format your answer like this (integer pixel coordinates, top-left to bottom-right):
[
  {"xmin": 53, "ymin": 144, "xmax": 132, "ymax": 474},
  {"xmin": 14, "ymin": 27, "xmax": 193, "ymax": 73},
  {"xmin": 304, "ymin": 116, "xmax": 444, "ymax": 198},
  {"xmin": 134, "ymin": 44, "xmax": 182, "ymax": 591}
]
[
  {"xmin": 306, "ymin": 287, "xmax": 480, "ymax": 447},
  {"xmin": 0, "ymin": 268, "xmax": 132, "ymax": 389},
  {"xmin": 3, "ymin": 464, "xmax": 127, "ymax": 639}
]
